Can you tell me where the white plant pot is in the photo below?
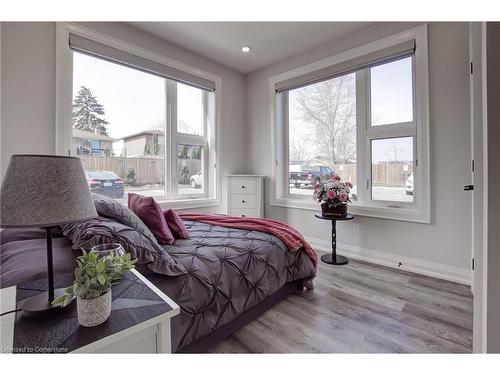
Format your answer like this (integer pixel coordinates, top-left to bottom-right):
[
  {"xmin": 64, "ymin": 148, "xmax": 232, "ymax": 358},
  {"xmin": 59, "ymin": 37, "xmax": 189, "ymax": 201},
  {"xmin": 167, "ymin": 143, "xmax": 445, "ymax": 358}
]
[{"xmin": 77, "ymin": 290, "xmax": 112, "ymax": 327}]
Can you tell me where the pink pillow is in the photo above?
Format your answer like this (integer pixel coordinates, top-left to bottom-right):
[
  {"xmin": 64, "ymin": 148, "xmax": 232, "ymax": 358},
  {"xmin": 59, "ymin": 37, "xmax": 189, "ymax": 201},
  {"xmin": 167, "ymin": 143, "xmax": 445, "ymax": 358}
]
[
  {"xmin": 127, "ymin": 193, "xmax": 174, "ymax": 245},
  {"xmin": 163, "ymin": 209, "xmax": 190, "ymax": 239}
]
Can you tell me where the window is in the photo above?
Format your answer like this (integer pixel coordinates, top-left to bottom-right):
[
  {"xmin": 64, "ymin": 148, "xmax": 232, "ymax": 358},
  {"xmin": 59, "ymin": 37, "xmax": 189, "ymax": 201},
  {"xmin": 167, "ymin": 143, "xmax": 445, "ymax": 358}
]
[
  {"xmin": 72, "ymin": 52, "xmax": 167, "ymax": 201},
  {"xmin": 370, "ymin": 57, "xmax": 413, "ymax": 126},
  {"xmin": 171, "ymin": 81, "xmax": 208, "ymax": 198},
  {"xmin": 286, "ymin": 58, "xmax": 414, "ymax": 205},
  {"xmin": 177, "ymin": 145, "xmax": 204, "ymax": 194},
  {"xmin": 288, "ymin": 73, "xmax": 358, "ymax": 201},
  {"xmin": 273, "ymin": 26, "xmax": 429, "ymax": 222},
  {"xmin": 177, "ymin": 82, "xmax": 204, "ymax": 136},
  {"xmin": 370, "ymin": 137, "xmax": 413, "ymax": 202},
  {"xmin": 61, "ymin": 29, "xmax": 219, "ymax": 206},
  {"xmin": 366, "ymin": 56, "xmax": 416, "ymax": 205}
]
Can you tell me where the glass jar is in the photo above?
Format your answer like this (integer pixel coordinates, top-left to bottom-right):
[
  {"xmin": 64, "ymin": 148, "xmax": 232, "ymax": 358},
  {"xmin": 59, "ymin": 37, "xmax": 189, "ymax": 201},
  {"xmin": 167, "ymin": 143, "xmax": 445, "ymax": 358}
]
[{"xmin": 90, "ymin": 243, "xmax": 125, "ymax": 258}]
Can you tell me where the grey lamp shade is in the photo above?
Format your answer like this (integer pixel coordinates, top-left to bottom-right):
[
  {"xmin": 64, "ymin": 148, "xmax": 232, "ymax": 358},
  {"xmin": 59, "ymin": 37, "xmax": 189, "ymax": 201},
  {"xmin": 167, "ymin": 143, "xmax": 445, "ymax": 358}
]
[{"xmin": 0, "ymin": 155, "xmax": 97, "ymax": 228}]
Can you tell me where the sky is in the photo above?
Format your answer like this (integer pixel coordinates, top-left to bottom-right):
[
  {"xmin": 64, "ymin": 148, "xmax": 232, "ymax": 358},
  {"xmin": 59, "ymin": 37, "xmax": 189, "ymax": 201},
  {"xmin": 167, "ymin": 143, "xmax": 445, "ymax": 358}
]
[
  {"xmin": 288, "ymin": 57, "xmax": 414, "ymax": 165},
  {"xmin": 72, "ymin": 52, "xmax": 204, "ymax": 147},
  {"xmin": 370, "ymin": 57, "xmax": 413, "ymax": 126}
]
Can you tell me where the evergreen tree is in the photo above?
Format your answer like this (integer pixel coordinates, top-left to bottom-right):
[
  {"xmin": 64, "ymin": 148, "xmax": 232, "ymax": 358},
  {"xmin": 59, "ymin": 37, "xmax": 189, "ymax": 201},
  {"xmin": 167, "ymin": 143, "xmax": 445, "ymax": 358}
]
[
  {"xmin": 191, "ymin": 147, "xmax": 202, "ymax": 160},
  {"xmin": 72, "ymin": 86, "xmax": 109, "ymax": 136},
  {"xmin": 179, "ymin": 145, "xmax": 189, "ymax": 159},
  {"xmin": 144, "ymin": 133, "xmax": 160, "ymax": 156}
]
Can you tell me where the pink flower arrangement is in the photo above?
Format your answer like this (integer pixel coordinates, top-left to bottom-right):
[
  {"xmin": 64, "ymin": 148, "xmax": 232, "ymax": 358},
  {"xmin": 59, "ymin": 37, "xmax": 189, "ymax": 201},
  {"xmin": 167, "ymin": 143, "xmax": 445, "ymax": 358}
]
[
  {"xmin": 327, "ymin": 190, "xmax": 336, "ymax": 200},
  {"xmin": 339, "ymin": 192, "xmax": 348, "ymax": 202},
  {"xmin": 313, "ymin": 174, "xmax": 352, "ymax": 207}
]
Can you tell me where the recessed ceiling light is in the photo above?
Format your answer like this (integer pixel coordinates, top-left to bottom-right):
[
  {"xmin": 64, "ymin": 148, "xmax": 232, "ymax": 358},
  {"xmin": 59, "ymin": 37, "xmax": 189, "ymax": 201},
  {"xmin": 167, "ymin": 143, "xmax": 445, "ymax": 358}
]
[{"xmin": 241, "ymin": 45, "xmax": 252, "ymax": 53}]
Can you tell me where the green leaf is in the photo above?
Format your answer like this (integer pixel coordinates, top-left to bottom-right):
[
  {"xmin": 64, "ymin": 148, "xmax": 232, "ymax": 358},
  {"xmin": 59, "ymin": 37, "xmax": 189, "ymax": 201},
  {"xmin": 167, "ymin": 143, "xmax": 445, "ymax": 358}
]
[
  {"xmin": 64, "ymin": 286, "xmax": 74, "ymax": 294},
  {"xmin": 52, "ymin": 295, "xmax": 66, "ymax": 306},
  {"xmin": 96, "ymin": 260, "xmax": 105, "ymax": 273},
  {"xmin": 62, "ymin": 295, "xmax": 73, "ymax": 307},
  {"xmin": 97, "ymin": 274, "xmax": 106, "ymax": 285}
]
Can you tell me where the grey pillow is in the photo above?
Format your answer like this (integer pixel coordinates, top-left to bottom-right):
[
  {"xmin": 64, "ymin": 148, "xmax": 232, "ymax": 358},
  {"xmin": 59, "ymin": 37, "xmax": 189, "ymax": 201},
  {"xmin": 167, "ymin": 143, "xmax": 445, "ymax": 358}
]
[
  {"xmin": 92, "ymin": 193, "xmax": 160, "ymax": 248},
  {"xmin": 1, "ymin": 227, "xmax": 62, "ymax": 245},
  {"xmin": 61, "ymin": 216, "xmax": 185, "ymax": 277}
]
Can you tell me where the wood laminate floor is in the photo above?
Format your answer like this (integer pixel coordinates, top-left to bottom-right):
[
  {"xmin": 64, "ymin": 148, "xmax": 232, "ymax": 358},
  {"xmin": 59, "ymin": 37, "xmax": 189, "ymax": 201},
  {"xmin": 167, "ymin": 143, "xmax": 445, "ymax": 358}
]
[{"xmin": 210, "ymin": 257, "xmax": 473, "ymax": 353}]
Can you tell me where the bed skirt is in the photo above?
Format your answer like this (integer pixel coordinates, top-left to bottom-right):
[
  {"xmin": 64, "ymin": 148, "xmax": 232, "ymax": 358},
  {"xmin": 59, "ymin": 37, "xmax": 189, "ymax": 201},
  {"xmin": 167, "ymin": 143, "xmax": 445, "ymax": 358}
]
[{"xmin": 176, "ymin": 280, "xmax": 304, "ymax": 353}]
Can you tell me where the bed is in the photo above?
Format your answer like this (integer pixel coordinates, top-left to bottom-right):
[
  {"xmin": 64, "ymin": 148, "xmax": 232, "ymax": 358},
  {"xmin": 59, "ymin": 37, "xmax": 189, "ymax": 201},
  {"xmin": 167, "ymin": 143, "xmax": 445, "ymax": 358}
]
[{"xmin": 0, "ymin": 200, "xmax": 316, "ymax": 352}]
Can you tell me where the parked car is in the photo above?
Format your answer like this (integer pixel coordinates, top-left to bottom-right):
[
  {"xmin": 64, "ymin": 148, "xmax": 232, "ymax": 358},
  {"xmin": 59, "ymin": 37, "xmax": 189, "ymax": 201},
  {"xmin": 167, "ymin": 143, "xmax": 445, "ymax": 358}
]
[
  {"xmin": 405, "ymin": 173, "xmax": 414, "ymax": 195},
  {"xmin": 289, "ymin": 165, "xmax": 335, "ymax": 188},
  {"xmin": 85, "ymin": 171, "xmax": 125, "ymax": 198},
  {"xmin": 190, "ymin": 171, "xmax": 203, "ymax": 189}
]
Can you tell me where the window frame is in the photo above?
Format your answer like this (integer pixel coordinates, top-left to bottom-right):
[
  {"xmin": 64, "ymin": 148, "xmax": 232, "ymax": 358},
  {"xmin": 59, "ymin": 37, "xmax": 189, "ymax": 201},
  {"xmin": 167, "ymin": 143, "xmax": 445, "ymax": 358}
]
[
  {"xmin": 269, "ymin": 25, "xmax": 430, "ymax": 223},
  {"xmin": 55, "ymin": 23, "xmax": 222, "ymax": 210},
  {"xmin": 167, "ymin": 80, "xmax": 211, "ymax": 200},
  {"xmin": 363, "ymin": 57, "xmax": 417, "ymax": 209}
]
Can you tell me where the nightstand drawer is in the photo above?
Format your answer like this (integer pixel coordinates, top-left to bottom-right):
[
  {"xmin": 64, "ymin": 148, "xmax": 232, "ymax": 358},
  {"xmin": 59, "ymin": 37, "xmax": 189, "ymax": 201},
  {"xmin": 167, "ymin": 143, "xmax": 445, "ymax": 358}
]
[
  {"xmin": 230, "ymin": 208, "xmax": 258, "ymax": 218},
  {"xmin": 93, "ymin": 324, "xmax": 159, "ymax": 353},
  {"xmin": 230, "ymin": 179, "xmax": 257, "ymax": 194},
  {"xmin": 230, "ymin": 194, "xmax": 256, "ymax": 209}
]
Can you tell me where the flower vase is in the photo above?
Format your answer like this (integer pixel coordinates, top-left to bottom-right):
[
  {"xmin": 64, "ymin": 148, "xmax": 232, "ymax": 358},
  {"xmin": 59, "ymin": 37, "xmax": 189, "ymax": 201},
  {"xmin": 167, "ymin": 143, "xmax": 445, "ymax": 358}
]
[{"xmin": 321, "ymin": 203, "xmax": 348, "ymax": 217}]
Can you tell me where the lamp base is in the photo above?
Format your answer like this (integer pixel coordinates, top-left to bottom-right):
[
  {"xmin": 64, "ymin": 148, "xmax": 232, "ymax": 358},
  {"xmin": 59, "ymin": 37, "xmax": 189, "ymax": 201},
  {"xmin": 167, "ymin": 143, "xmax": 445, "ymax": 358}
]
[{"xmin": 21, "ymin": 288, "xmax": 72, "ymax": 317}]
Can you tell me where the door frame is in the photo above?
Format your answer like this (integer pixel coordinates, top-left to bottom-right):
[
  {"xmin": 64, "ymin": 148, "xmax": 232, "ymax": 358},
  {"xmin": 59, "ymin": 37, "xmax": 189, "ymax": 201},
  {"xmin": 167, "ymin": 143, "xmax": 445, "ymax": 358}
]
[{"xmin": 469, "ymin": 21, "xmax": 488, "ymax": 353}]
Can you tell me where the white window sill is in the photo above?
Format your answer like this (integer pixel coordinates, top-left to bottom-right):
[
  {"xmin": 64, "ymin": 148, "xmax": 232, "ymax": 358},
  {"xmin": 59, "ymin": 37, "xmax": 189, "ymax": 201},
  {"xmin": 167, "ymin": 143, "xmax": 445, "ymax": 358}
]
[
  {"xmin": 156, "ymin": 197, "xmax": 220, "ymax": 211},
  {"xmin": 270, "ymin": 197, "xmax": 430, "ymax": 224}
]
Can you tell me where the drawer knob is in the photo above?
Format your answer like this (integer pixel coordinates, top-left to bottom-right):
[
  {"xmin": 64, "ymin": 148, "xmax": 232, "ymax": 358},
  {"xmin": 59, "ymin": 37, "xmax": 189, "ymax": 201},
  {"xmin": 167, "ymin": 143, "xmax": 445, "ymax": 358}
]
[
  {"xmin": 241, "ymin": 185, "xmax": 246, "ymax": 189},
  {"xmin": 242, "ymin": 215, "xmax": 246, "ymax": 217},
  {"xmin": 242, "ymin": 200, "xmax": 246, "ymax": 203}
]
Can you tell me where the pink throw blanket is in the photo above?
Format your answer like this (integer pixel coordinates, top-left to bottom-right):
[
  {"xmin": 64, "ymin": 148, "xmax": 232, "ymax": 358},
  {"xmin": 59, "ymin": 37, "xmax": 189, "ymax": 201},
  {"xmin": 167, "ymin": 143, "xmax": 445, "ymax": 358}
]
[{"xmin": 179, "ymin": 213, "xmax": 318, "ymax": 268}]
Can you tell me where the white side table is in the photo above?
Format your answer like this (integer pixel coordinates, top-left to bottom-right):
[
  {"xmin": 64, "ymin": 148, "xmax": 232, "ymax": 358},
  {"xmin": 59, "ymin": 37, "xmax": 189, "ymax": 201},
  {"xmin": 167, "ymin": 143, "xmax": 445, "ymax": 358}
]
[
  {"xmin": 227, "ymin": 175, "xmax": 265, "ymax": 218},
  {"xmin": 0, "ymin": 269, "xmax": 179, "ymax": 354}
]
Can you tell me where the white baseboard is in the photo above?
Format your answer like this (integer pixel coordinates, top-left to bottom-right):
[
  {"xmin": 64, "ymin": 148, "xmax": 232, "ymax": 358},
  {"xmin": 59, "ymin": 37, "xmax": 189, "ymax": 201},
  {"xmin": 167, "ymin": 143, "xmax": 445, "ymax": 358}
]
[{"xmin": 306, "ymin": 236, "xmax": 472, "ymax": 286}]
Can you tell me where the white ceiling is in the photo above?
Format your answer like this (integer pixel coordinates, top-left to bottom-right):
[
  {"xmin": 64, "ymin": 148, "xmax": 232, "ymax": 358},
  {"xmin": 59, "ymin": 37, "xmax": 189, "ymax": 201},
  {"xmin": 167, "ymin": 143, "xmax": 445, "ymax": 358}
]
[{"xmin": 129, "ymin": 22, "xmax": 371, "ymax": 74}]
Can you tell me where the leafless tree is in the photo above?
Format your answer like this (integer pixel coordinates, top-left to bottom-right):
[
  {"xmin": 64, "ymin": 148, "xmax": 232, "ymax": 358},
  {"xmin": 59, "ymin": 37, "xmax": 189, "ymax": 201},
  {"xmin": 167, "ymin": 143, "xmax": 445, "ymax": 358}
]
[
  {"xmin": 293, "ymin": 74, "xmax": 357, "ymax": 164},
  {"xmin": 385, "ymin": 141, "xmax": 407, "ymax": 162},
  {"xmin": 289, "ymin": 137, "xmax": 305, "ymax": 162}
]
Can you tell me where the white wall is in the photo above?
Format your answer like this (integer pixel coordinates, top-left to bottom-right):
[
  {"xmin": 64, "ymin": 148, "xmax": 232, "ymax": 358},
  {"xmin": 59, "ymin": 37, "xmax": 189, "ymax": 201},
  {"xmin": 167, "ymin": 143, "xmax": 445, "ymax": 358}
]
[
  {"xmin": 245, "ymin": 22, "xmax": 472, "ymax": 283},
  {"xmin": 1, "ymin": 23, "xmax": 56, "ymax": 175},
  {"xmin": 0, "ymin": 22, "xmax": 247, "ymax": 213}
]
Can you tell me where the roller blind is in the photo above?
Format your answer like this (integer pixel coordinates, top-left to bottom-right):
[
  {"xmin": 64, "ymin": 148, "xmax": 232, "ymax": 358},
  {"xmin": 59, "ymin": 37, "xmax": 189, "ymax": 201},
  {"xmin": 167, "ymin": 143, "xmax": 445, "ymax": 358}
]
[
  {"xmin": 275, "ymin": 39, "xmax": 415, "ymax": 93},
  {"xmin": 70, "ymin": 34, "xmax": 216, "ymax": 92}
]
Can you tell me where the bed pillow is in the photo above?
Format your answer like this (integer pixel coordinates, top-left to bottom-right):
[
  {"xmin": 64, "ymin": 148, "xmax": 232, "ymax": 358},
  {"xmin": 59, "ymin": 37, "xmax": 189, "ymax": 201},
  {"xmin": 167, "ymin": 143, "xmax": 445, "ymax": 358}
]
[
  {"xmin": 1, "ymin": 237, "xmax": 76, "ymax": 288},
  {"xmin": 1, "ymin": 227, "xmax": 63, "ymax": 245},
  {"xmin": 60, "ymin": 216, "xmax": 185, "ymax": 277},
  {"xmin": 163, "ymin": 209, "xmax": 190, "ymax": 239},
  {"xmin": 128, "ymin": 193, "xmax": 174, "ymax": 245},
  {"xmin": 92, "ymin": 193, "xmax": 160, "ymax": 247}
]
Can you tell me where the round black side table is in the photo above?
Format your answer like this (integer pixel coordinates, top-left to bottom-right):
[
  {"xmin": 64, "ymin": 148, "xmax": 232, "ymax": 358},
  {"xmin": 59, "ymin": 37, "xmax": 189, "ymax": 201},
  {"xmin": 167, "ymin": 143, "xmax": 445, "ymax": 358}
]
[{"xmin": 314, "ymin": 213, "xmax": 354, "ymax": 265}]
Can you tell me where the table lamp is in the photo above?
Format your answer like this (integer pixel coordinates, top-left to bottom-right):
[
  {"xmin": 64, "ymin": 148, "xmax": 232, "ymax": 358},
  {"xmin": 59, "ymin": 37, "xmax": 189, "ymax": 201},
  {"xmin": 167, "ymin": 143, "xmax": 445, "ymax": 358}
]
[{"xmin": 0, "ymin": 154, "xmax": 97, "ymax": 315}]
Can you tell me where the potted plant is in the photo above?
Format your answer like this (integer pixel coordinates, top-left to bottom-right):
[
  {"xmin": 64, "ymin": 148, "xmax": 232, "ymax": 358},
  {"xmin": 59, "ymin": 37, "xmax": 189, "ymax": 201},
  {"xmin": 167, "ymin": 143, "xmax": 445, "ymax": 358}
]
[
  {"xmin": 313, "ymin": 175, "xmax": 353, "ymax": 217},
  {"xmin": 52, "ymin": 249, "xmax": 137, "ymax": 327}
]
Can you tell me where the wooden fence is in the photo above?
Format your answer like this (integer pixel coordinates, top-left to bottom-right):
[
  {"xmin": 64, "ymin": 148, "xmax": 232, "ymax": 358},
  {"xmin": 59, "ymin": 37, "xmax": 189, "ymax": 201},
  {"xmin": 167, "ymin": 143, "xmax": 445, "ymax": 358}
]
[
  {"xmin": 333, "ymin": 162, "xmax": 412, "ymax": 187},
  {"xmin": 333, "ymin": 163, "xmax": 357, "ymax": 185},
  {"xmin": 80, "ymin": 156, "xmax": 410, "ymax": 187},
  {"xmin": 371, "ymin": 163, "xmax": 413, "ymax": 187},
  {"xmin": 79, "ymin": 155, "xmax": 202, "ymax": 186}
]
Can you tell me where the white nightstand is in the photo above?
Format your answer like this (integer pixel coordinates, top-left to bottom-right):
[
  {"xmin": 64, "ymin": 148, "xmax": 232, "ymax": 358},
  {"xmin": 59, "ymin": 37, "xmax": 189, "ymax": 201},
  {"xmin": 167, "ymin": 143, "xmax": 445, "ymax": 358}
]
[
  {"xmin": 0, "ymin": 269, "xmax": 179, "ymax": 354},
  {"xmin": 227, "ymin": 175, "xmax": 265, "ymax": 218}
]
